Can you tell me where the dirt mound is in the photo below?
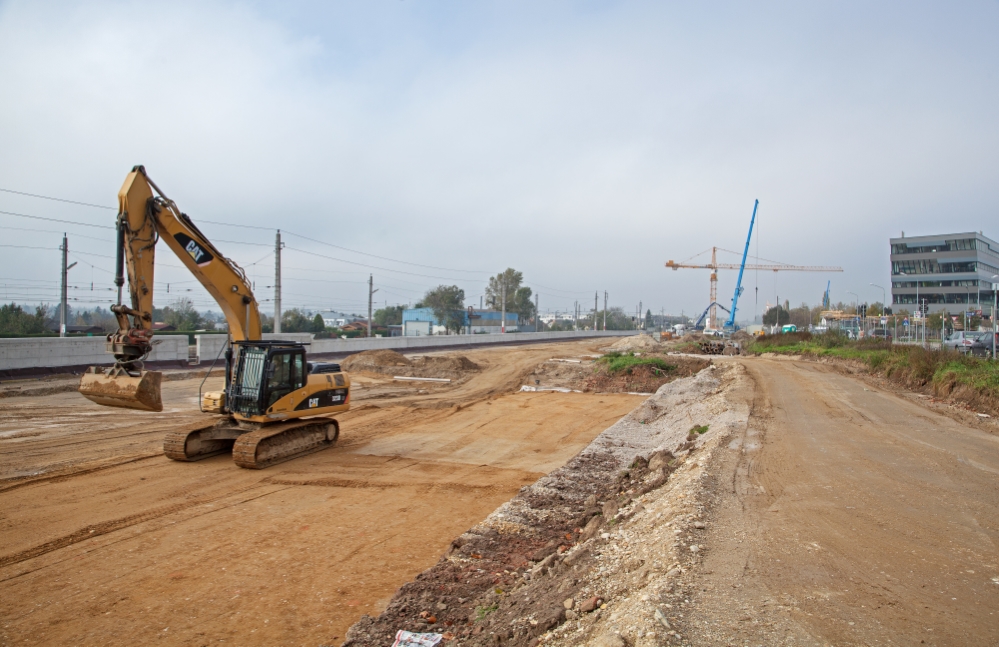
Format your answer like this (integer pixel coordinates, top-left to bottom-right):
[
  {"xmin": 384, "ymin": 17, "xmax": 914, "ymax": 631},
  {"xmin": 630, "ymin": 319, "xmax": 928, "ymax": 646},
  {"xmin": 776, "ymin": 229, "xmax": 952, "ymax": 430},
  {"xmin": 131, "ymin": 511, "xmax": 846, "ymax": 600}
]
[
  {"xmin": 342, "ymin": 350, "xmax": 480, "ymax": 381},
  {"xmin": 408, "ymin": 355, "xmax": 481, "ymax": 379},
  {"xmin": 341, "ymin": 350, "xmax": 412, "ymax": 372},
  {"xmin": 584, "ymin": 357, "xmax": 710, "ymax": 393},
  {"xmin": 730, "ymin": 329, "xmax": 752, "ymax": 342},
  {"xmin": 607, "ymin": 334, "xmax": 662, "ymax": 352},
  {"xmin": 524, "ymin": 356, "xmax": 709, "ymax": 394}
]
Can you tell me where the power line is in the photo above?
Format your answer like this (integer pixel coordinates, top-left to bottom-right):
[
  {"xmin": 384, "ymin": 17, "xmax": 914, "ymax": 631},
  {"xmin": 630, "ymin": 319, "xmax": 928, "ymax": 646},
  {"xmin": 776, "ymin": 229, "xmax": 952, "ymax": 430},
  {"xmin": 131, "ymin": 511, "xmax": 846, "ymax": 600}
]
[
  {"xmin": 0, "ymin": 209, "xmax": 113, "ymax": 229},
  {"xmin": 0, "ymin": 244, "xmax": 58, "ymax": 251},
  {"xmin": 198, "ymin": 219, "xmax": 274, "ymax": 231},
  {"xmin": 3, "ymin": 225, "xmax": 113, "ymax": 243},
  {"xmin": 2, "ymin": 185, "xmax": 490, "ymax": 274},
  {"xmin": 283, "ymin": 230, "xmax": 488, "ymax": 274},
  {"xmin": 285, "ymin": 246, "xmax": 490, "ymax": 282},
  {"xmin": 0, "ymin": 187, "xmax": 115, "ymax": 210}
]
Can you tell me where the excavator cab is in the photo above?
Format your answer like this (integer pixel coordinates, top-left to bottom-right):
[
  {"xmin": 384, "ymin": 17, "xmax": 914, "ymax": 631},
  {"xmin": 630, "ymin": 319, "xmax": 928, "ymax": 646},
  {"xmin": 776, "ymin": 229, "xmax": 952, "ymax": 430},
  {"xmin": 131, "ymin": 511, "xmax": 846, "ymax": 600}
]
[{"xmin": 226, "ymin": 341, "xmax": 307, "ymax": 418}]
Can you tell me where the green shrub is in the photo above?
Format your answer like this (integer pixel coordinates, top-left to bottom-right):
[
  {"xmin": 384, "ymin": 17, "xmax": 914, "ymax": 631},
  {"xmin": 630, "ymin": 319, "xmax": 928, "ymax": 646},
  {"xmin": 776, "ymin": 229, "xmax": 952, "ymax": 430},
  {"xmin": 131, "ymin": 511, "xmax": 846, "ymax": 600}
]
[{"xmin": 598, "ymin": 352, "xmax": 676, "ymax": 374}]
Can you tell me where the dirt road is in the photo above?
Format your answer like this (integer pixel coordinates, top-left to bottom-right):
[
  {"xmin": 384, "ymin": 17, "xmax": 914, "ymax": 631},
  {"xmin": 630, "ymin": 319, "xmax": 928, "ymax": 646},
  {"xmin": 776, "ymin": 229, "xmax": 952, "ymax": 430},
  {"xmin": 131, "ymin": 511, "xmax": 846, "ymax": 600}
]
[
  {"xmin": 687, "ymin": 358, "xmax": 999, "ymax": 646},
  {"xmin": 0, "ymin": 341, "xmax": 643, "ymax": 647}
]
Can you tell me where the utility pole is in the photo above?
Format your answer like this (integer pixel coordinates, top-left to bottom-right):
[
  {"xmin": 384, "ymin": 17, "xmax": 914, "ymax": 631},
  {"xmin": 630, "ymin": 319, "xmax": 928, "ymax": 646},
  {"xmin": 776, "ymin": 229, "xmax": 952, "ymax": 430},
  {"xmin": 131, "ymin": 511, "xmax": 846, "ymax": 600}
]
[
  {"xmin": 535, "ymin": 293, "xmax": 539, "ymax": 331},
  {"xmin": 60, "ymin": 234, "xmax": 71, "ymax": 337},
  {"xmin": 367, "ymin": 274, "xmax": 378, "ymax": 337},
  {"xmin": 603, "ymin": 291, "xmax": 608, "ymax": 330},
  {"xmin": 594, "ymin": 292, "xmax": 598, "ymax": 331},
  {"xmin": 501, "ymin": 283, "xmax": 506, "ymax": 333},
  {"xmin": 573, "ymin": 301, "xmax": 578, "ymax": 331},
  {"xmin": 274, "ymin": 230, "xmax": 283, "ymax": 333},
  {"xmin": 639, "ymin": 301, "xmax": 643, "ymax": 330}
]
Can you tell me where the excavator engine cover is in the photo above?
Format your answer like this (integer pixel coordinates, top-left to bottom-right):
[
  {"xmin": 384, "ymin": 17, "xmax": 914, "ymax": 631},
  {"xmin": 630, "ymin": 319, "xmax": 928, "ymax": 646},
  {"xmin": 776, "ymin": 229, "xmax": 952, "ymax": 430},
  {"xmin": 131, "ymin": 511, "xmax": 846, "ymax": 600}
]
[{"xmin": 79, "ymin": 366, "xmax": 163, "ymax": 412}]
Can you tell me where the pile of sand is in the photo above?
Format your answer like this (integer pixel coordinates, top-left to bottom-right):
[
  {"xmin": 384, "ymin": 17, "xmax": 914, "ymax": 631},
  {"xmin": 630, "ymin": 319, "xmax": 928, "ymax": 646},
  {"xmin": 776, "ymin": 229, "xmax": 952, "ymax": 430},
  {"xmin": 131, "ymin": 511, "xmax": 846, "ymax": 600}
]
[
  {"xmin": 341, "ymin": 349, "xmax": 411, "ymax": 373},
  {"xmin": 730, "ymin": 330, "xmax": 752, "ymax": 342},
  {"xmin": 411, "ymin": 355, "xmax": 479, "ymax": 373},
  {"xmin": 608, "ymin": 334, "xmax": 663, "ymax": 352},
  {"xmin": 341, "ymin": 350, "xmax": 479, "ymax": 379}
]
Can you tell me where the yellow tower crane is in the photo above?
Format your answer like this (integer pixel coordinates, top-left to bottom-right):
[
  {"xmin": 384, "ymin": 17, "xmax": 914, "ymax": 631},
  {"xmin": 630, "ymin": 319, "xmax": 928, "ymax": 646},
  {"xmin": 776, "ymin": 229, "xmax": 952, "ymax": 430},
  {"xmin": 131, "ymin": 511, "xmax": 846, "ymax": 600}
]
[{"xmin": 666, "ymin": 247, "xmax": 843, "ymax": 330}]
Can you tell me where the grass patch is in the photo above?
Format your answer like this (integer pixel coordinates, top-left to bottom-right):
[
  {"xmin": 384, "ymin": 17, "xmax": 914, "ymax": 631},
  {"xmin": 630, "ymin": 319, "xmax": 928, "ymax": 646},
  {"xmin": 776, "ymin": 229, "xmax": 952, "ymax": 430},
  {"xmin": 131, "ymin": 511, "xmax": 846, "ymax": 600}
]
[
  {"xmin": 746, "ymin": 333, "xmax": 999, "ymax": 413},
  {"xmin": 599, "ymin": 351, "xmax": 677, "ymax": 375},
  {"xmin": 690, "ymin": 424, "xmax": 709, "ymax": 434},
  {"xmin": 475, "ymin": 603, "xmax": 498, "ymax": 621}
]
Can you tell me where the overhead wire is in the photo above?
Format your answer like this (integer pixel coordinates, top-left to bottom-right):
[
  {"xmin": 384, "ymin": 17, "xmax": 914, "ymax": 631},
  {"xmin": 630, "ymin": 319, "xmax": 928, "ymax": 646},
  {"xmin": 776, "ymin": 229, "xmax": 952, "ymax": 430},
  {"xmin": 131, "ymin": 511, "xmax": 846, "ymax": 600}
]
[
  {"xmin": 286, "ymin": 246, "xmax": 490, "ymax": 282},
  {"xmin": 1, "ymin": 209, "xmax": 113, "ymax": 229},
  {"xmin": 3, "ymin": 186, "xmax": 601, "ymax": 314},
  {"xmin": 0, "ymin": 187, "xmax": 115, "ymax": 210}
]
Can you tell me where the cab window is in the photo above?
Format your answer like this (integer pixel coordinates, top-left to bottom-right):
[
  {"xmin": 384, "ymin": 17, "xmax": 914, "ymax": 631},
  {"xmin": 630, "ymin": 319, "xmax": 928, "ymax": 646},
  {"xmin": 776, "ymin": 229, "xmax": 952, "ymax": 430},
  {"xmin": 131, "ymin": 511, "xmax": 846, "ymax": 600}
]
[{"xmin": 266, "ymin": 351, "xmax": 305, "ymax": 407}]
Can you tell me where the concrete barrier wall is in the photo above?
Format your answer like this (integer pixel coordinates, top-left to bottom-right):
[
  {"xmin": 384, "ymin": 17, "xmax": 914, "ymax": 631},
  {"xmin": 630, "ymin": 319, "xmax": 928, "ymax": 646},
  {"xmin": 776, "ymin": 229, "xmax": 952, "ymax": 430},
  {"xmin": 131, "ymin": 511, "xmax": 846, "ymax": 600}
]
[
  {"xmin": 195, "ymin": 333, "xmax": 314, "ymax": 363},
  {"xmin": 0, "ymin": 337, "xmax": 109, "ymax": 371},
  {"xmin": 307, "ymin": 330, "xmax": 634, "ymax": 356},
  {"xmin": 0, "ymin": 334, "xmax": 190, "ymax": 371},
  {"xmin": 1, "ymin": 330, "xmax": 638, "ymax": 373}
]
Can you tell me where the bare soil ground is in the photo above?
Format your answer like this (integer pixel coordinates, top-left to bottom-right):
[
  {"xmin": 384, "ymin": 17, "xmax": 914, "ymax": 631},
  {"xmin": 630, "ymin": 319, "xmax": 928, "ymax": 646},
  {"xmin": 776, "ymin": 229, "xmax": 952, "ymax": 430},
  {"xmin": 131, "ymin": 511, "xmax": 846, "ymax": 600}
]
[
  {"xmin": 679, "ymin": 358, "xmax": 999, "ymax": 646},
  {"xmin": 340, "ymin": 357, "xmax": 999, "ymax": 647},
  {"xmin": 6, "ymin": 346, "xmax": 998, "ymax": 647},
  {"xmin": 0, "ymin": 341, "xmax": 644, "ymax": 647}
]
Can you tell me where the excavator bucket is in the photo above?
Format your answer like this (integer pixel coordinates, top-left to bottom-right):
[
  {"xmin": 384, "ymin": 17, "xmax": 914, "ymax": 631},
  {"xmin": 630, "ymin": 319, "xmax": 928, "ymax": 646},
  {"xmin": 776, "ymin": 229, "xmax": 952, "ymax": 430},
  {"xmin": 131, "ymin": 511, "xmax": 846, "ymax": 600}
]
[{"xmin": 78, "ymin": 366, "xmax": 164, "ymax": 412}]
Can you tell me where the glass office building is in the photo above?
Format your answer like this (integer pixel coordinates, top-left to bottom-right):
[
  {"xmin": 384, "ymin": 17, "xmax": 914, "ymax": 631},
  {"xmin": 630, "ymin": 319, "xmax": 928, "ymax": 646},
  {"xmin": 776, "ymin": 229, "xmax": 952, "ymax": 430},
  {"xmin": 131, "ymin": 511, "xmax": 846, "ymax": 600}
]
[{"xmin": 890, "ymin": 231, "xmax": 999, "ymax": 315}]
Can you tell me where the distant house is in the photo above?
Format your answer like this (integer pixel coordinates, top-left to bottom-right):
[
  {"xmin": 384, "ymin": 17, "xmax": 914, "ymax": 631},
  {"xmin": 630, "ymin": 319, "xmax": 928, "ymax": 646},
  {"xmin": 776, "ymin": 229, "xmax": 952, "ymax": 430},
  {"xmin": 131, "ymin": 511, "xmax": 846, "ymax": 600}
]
[
  {"xmin": 152, "ymin": 322, "xmax": 177, "ymax": 331},
  {"xmin": 340, "ymin": 321, "xmax": 368, "ymax": 333},
  {"xmin": 401, "ymin": 308, "xmax": 518, "ymax": 335},
  {"xmin": 318, "ymin": 311, "xmax": 359, "ymax": 328}
]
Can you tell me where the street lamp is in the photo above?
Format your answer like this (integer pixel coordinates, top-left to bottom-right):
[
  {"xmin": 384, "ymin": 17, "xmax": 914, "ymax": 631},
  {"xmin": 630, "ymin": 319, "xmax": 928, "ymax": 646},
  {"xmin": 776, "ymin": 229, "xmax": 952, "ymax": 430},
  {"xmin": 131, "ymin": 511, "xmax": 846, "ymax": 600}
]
[
  {"xmin": 899, "ymin": 271, "xmax": 919, "ymax": 343},
  {"xmin": 847, "ymin": 291, "xmax": 859, "ymax": 338},
  {"xmin": 992, "ymin": 274, "xmax": 998, "ymax": 360},
  {"xmin": 871, "ymin": 283, "xmax": 886, "ymax": 341}
]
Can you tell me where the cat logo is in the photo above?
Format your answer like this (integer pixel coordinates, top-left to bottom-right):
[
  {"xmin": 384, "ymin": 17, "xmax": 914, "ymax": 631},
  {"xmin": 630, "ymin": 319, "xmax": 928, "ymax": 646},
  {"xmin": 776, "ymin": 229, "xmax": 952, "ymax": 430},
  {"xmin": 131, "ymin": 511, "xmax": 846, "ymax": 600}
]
[
  {"xmin": 173, "ymin": 233, "xmax": 215, "ymax": 267},
  {"xmin": 185, "ymin": 240, "xmax": 205, "ymax": 263},
  {"xmin": 308, "ymin": 397, "xmax": 319, "ymax": 408}
]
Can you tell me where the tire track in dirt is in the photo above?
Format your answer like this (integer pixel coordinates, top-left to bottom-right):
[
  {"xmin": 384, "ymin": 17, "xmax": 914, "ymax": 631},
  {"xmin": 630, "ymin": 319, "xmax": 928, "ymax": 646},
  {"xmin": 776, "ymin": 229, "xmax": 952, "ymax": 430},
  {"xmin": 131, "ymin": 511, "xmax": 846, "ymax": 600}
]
[{"xmin": 0, "ymin": 481, "xmax": 279, "ymax": 568}]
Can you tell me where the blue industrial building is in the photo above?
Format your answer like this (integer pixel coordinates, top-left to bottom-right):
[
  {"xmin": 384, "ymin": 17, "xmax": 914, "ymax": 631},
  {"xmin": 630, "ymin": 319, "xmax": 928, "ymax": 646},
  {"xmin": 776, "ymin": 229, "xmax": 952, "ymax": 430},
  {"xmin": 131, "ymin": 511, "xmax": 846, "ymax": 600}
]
[{"xmin": 401, "ymin": 308, "xmax": 519, "ymax": 335}]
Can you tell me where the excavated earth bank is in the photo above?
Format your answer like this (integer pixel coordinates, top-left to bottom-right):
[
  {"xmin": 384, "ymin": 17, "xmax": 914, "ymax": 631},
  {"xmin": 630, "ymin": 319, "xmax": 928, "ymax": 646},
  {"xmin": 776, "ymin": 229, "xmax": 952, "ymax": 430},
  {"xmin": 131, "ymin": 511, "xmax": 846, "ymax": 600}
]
[
  {"xmin": 341, "ymin": 363, "xmax": 749, "ymax": 647},
  {"xmin": 342, "ymin": 349, "xmax": 481, "ymax": 381}
]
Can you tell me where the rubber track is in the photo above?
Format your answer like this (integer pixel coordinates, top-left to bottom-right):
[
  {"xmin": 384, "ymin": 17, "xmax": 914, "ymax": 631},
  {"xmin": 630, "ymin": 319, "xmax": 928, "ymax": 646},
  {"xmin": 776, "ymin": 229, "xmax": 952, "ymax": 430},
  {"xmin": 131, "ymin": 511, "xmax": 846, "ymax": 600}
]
[{"xmin": 232, "ymin": 418, "xmax": 338, "ymax": 469}]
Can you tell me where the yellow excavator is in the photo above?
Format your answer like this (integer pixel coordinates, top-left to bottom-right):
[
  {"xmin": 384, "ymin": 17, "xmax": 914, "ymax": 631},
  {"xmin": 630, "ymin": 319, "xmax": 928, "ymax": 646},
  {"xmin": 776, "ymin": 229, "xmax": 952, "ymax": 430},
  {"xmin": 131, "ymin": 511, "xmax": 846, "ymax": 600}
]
[{"xmin": 78, "ymin": 166, "xmax": 350, "ymax": 469}]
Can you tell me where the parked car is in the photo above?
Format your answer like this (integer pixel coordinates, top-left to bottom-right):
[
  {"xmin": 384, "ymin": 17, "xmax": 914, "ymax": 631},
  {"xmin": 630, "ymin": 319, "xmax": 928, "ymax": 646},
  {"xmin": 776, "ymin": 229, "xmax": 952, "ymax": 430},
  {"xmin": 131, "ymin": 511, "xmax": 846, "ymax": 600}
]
[
  {"xmin": 968, "ymin": 331, "xmax": 998, "ymax": 358},
  {"xmin": 869, "ymin": 329, "xmax": 893, "ymax": 341},
  {"xmin": 943, "ymin": 331, "xmax": 977, "ymax": 353}
]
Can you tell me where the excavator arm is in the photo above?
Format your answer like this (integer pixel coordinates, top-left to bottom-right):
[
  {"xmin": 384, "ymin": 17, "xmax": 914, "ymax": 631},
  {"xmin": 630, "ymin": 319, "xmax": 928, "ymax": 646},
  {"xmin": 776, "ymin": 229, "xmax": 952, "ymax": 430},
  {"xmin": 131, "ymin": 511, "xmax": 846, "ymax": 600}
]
[
  {"xmin": 80, "ymin": 166, "xmax": 261, "ymax": 410},
  {"xmin": 110, "ymin": 165, "xmax": 260, "ymax": 361}
]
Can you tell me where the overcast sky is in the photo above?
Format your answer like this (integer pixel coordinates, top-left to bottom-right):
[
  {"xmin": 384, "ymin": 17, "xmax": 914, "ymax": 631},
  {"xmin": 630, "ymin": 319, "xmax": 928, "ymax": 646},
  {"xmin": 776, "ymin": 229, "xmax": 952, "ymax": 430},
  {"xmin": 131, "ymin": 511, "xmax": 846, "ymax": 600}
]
[{"xmin": 1, "ymin": 1, "xmax": 996, "ymax": 322}]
